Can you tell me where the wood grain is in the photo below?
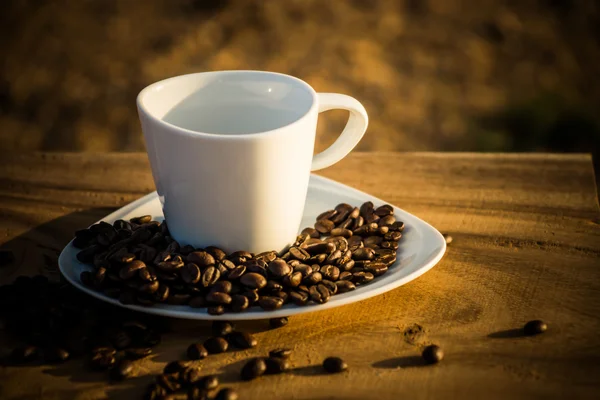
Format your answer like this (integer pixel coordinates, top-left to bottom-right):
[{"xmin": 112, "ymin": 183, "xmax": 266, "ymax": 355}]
[{"xmin": 0, "ymin": 152, "xmax": 599, "ymax": 400}]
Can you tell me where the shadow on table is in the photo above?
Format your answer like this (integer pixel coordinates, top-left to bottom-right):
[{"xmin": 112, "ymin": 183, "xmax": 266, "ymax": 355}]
[
  {"xmin": 487, "ymin": 328, "xmax": 526, "ymax": 339},
  {"xmin": 372, "ymin": 355, "xmax": 429, "ymax": 369}
]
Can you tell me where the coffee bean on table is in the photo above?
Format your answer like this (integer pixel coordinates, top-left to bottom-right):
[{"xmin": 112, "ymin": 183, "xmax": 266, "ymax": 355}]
[
  {"xmin": 125, "ymin": 347, "xmax": 152, "ymax": 360},
  {"xmin": 422, "ymin": 345, "xmax": 444, "ymax": 364},
  {"xmin": 259, "ymin": 296, "xmax": 284, "ymax": 311},
  {"xmin": 164, "ymin": 360, "xmax": 191, "ymax": 374},
  {"xmin": 269, "ymin": 317, "xmax": 288, "ymax": 328},
  {"xmin": 212, "ymin": 321, "xmax": 234, "ymax": 336},
  {"xmin": 90, "ymin": 349, "xmax": 116, "ymax": 371},
  {"xmin": 156, "ymin": 373, "xmax": 181, "ymax": 392},
  {"xmin": 111, "ymin": 359, "xmax": 134, "ymax": 381},
  {"xmin": 181, "ymin": 366, "xmax": 203, "ymax": 385},
  {"xmin": 228, "ymin": 331, "xmax": 257, "ymax": 349},
  {"xmin": 44, "ymin": 347, "xmax": 70, "ymax": 363},
  {"xmin": 215, "ymin": 388, "xmax": 239, "ymax": 400},
  {"xmin": 269, "ymin": 348, "xmax": 292, "ymax": 359},
  {"xmin": 187, "ymin": 343, "xmax": 208, "ymax": 360},
  {"xmin": 265, "ymin": 356, "xmax": 291, "ymax": 374},
  {"xmin": 10, "ymin": 345, "xmax": 39, "ymax": 364},
  {"xmin": 241, "ymin": 357, "xmax": 267, "ymax": 380},
  {"xmin": 240, "ymin": 272, "xmax": 267, "ymax": 289},
  {"xmin": 199, "ymin": 374, "xmax": 219, "ymax": 390},
  {"xmin": 204, "ymin": 337, "xmax": 229, "ymax": 354},
  {"xmin": 322, "ymin": 357, "xmax": 347, "ymax": 374},
  {"xmin": 523, "ymin": 320, "xmax": 547, "ymax": 335},
  {"xmin": 315, "ymin": 219, "xmax": 335, "ymax": 234}
]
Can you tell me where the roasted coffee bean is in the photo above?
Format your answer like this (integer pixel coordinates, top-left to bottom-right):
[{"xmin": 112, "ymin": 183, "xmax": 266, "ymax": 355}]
[
  {"xmin": 352, "ymin": 247, "xmax": 375, "ymax": 261},
  {"xmin": 317, "ymin": 209, "xmax": 337, "ymax": 221},
  {"xmin": 10, "ymin": 345, "xmax": 39, "ymax": 364},
  {"xmin": 230, "ymin": 294, "xmax": 249, "ymax": 312},
  {"xmin": 205, "ymin": 246, "xmax": 227, "ymax": 261},
  {"xmin": 364, "ymin": 212, "xmax": 380, "ymax": 224},
  {"xmin": 265, "ymin": 280, "xmax": 284, "ymax": 293},
  {"xmin": 309, "ymin": 284, "xmax": 331, "ymax": 304},
  {"xmin": 125, "ymin": 347, "xmax": 152, "ymax": 360},
  {"xmin": 330, "ymin": 209, "xmax": 349, "ymax": 225},
  {"xmin": 337, "ymin": 218, "xmax": 354, "ymax": 230},
  {"xmin": 288, "ymin": 259, "xmax": 301, "ymax": 268},
  {"xmin": 44, "ymin": 347, "xmax": 70, "ymax": 363},
  {"xmin": 166, "ymin": 293, "xmax": 191, "ymax": 305},
  {"xmin": 339, "ymin": 258, "xmax": 355, "ymax": 271},
  {"xmin": 377, "ymin": 226, "xmax": 390, "ymax": 235},
  {"xmin": 305, "ymin": 242, "xmax": 334, "ymax": 256},
  {"xmin": 269, "ymin": 317, "xmax": 288, "ymax": 328},
  {"xmin": 282, "ymin": 271, "xmax": 302, "ymax": 287},
  {"xmin": 307, "ymin": 253, "xmax": 326, "ymax": 265},
  {"xmin": 154, "ymin": 283, "xmax": 170, "ymax": 302},
  {"xmin": 353, "ymin": 271, "xmax": 374, "ymax": 284},
  {"xmin": 265, "ymin": 356, "xmax": 291, "ymax": 374},
  {"xmin": 353, "ymin": 225, "xmax": 371, "ymax": 236},
  {"xmin": 188, "ymin": 251, "xmax": 215, "ymax": 268},
  {"xmin": 323, "ymin": 356, "xmax": 347, "ymax": 373},
  {"xmin": 240, "ymin": 272, "xmax": 267, "ymax": 289},
  {"xmin": 242, "ymin": 290, "xmax": 260, "ymax": 304},
  {"xmin": 228, "ymin": 331, "xmax": 258, "ymax": 349},
  {"xmin": 138, "ymin": 265, "xmax": 157, "ymax": 282},
  {"xmin": 288, "ymin": 290, "xmax": 307, "ymax": 305},
  {"xmin": 378, "ymin": 254, "xmax": 397, "ymax": 266},
  {"xmin": 325, "ymin": 236, "xmax": 349, "ymax": 251},
  {"xmin": 180, "ymin": 263, "xmax": 201, "ymax": 284},
  {"xmin": 212, "ymin": 321, "xmax": 234, "ymax": 336},
  {"xmin": 334, "ymin": 203, "xmax": 353, "ymax": 214},
  {"xmin": 330, "ymin": 228, "xmax": 352, "ymax": 238},
  {"xmin": 301, "ymin": 227, "xmax": 320, "ymax": 238},
  {"xmin": 206, "ymin": 292, "xmax": 232, "ymax": 305},
  {"xmin": 269, "ymin": 348, "xmax": 292, "ymax": 359},
  {"xmin": 255, "ymin": 250, "xmax": 277, "ymax": 262},
  {"xmin": 267, "ymin": 259, "xmax": 292, "ymax": 278},
  {"xmin": 179, "ymin": 244, "xmax": 195, "ymax": 256},
  {"xmin": 164, "ymin": 360, "xmax": 191, "ymax": 374},
  {"xmin": 208, "ymin": 280, "xmax": 232, "ymax": 295},
  {"xmin": 338, "ymin": 271, "xmax": 353, "ymax": 281},
  {"xmin": 144, "ymin": 383, "xmax": 167, "ymax": 400},
  {"xmin": 93, "ymin": 267, "xmax": 107, "ymax": 287},
  {"xmin": 365, "ymin": 262, "xmax": 388, "ymax": 276},
  {"xmin": 90, "ymin": 349, "xmax": 116, "ymax": 370},
  {"xmin": 326, "ymin": 249, "xmax": 342, "ymax": 263},
  {"xmin": 200, "ymin": 266, "xmax": 220, "ymax": 287},
  {"xmin": 351, "ymin": 215, "xmax": 364, "ymax": 230},
  {"xmin": 118, "ymin": 260, "xmax": 146, "ymax": 280},
  {"xmin": 303, "ymin": 271, "xmax": 322, "ymax": 285},
  {"xmin": 443, "ymin": 234, "xmax": 453, "ymax": 245},
  {"xmin": 320, "ymin": 265, "xmax": 340, "ymax": 281},
  {"xmin": 390, "ymin": 221, "xmax": 405, "ymax": 231},
  {"xmin": 111, "ymin": 330, "xmax": 132, "ymax": 350},
  {"xmin": 227, "ymin": 265, "xmax": 246, "ymax": 280},
  {"xmin": 320, "ymin": 279, "xmax": 338, "ymax": 295},
  {"xmin": 381, "ymin": 241, "xmax": 399, "ymax": 250},
  {"xmin": 196, "ymin": 374, "xmax": 219, "ymax": 390},
  {"xmin": 187, "ymin": 343, "xmax": 208, "ymax": 360},
  {"xmin": 294, "ymin": 264, "xmax": 312, "ymax": 278},
  {"xmin": 130, "ymin": 215, "xmax": 152, "ymax": 224},
  {"xmin": 293, "ymin": 233, "xmax": 310, "ymax": 247},
  {"xmin": 524, "ymin": 320, "xmax": 547, "ymax": 335},
  {"xmin": 315, "ymin": 219, "xmax": 335, "ymax": 234},
  {"xmin": 246, "ymin": 259, "xmax": 268, "ymax": 275},
  {"xmin": 215, "ymin": 388, "xmax": 238, "ymax": 400},
  {"xmin": 208, "ymin": 305, "xmax": 225, "ymax": 315},
  {"xmin": 273, "ymin": 290, "xmax": 288, "ymax": 303},
  {"xmin": 364, "ymin": 236, "xmax": 383, "ymax": 248},
  {"xmin": 348, "ymin": 235, "xmax": 363, "ymax": 250},
  {"xmin": 378, "ymin": 215, "xmax": 396, "ymax": 227},
  {"xmin": 374, "ymin": 204, "xmax": 393, "ymax": 216},
  {"xmin": 204, "ymin": 337, "xmax": 229, "ymax": 354},
  {"xmin": 297, "ymin": 284, "xmax": 310, "ymax": 293},
  {"xmin": 336, "ymin": 280, "xmax": 356, "ymax": 293},
  {"xmin": 241, "ymin": 357, "xmax": 267, "ymax": 381},
  {"xmin": 384, "ymin": 231, "xmax": 402, "ymax": 241},
  {"xmin": 156, "ymin": 373, "xmax": 181, "ymax": 392},
  {"xmin": 259, "ymin": 296, "xmax": 283, "ymax": 311},
  {"xmin": 289, "ymin": 247, "xmax": 310, "ymax": 261},
  {"xmin": 359, "ymin": 201, "xmax": 374, "ymax": 217},
  {"xmin": 422, "ymin": 345, "xmax": 444, "ymax": 364},
  {"xmin": 111, "ymin": 359, "xmax": 134, "ymax": 381},
  {"xmin": 157, "ymin": 256, "xmax": 185, "ymax": 272}
]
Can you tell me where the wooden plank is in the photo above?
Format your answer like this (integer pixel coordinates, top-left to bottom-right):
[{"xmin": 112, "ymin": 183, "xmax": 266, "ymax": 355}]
[{"xmin": 0, "ymin": 152, "xmax": 599, "ymax": 400}]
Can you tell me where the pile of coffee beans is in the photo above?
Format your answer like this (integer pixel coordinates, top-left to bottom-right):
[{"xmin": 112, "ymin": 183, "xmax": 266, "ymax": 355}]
[{"xmin": 72, "ymin": 202, "xmax": 404, "ymax": 314}]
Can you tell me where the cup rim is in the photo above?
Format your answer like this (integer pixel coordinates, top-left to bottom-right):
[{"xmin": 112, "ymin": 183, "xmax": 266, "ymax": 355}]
[{"xmin": 137, "ymin": 70, "xmax": 318, "ymax": 139}]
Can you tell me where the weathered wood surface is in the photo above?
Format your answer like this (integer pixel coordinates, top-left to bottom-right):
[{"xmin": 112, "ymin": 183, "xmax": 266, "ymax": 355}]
[{"xmin": 0, "ymin": 152, "xmax": 599, "ymax": 400}]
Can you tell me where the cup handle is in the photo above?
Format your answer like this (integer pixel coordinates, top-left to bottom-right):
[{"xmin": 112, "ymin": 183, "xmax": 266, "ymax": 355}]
[{"xmin": 311, "ymin": 93, "xmax": 369, "ymax": 171}]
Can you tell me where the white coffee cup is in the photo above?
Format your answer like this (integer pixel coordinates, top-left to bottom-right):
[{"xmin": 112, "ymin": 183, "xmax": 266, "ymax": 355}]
[{"xmin": 137, "ymin": 70, "xmax": 368, "ymax": 253}]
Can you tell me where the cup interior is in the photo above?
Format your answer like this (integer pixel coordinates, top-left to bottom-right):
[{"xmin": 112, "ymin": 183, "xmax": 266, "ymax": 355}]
[{"xmin": 138, "ymin": 71, "xmax": 315, "ymax": 135}]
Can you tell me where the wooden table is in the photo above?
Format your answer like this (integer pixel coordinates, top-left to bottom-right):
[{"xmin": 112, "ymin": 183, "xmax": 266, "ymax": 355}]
[{"xmin": 1, "ymin": 152, "xmax": 599, "ymax": 400}]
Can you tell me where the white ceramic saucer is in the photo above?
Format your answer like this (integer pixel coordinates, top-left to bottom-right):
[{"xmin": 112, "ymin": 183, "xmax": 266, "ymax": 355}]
[{"xmin": 59, "ymin": 174, "xmax": 446, "ymax": 320}]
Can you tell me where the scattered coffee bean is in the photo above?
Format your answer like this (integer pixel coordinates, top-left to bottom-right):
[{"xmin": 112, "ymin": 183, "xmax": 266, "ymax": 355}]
[
  {"xmin": 323, "ymin": 356, "xmax": 348, "ymax": 373},
  {"xmin": 90, "ymin": 349, "xmax": 116, "ymax": 370},
  {"xmin": 10, "ymin": 345, "xmax": 39, "ymax": 364},
  {"xmin": 111, "ymin": 359, "xmax": 134, "ymax": 381},
  {"xmin": 187, "ymin": 343, "xmax": 208, "ymax": 360},
  {"xmin": 212, "ymin": 321, "xmax": 234, "ymax": 336},
  {"xmin": 524, "ymin": 320, "xmax": 547, "ymax": 336},
  {"xmin": 265, "ymin": 356, "xmax": 291, "ymax": 374},
  {"xmin": 443, "ymin": 233, "xmax": 453, "ymax": 245},
  {"xmin": 215, "ymin": 388, "xmax": 239, "ymax": 400},
  {"xmin": 163, "ymin": 360, "xmax": 191, "ymax": 374},
  {"xmin": 44, "ymin": 347, "xmax": 70, "ymax": 363},
  {"xmin": 422, "ymin": 344, "xmax": 444, "ymax": 364},
  {"xmin": 181, "ymin": 366, "xmax": 203, "ymax": 385},
  {"xmin": 228, "ymin": 331, "xmax": 258, "ymax": 349},
  {"xmin": 269, "ymin": 317, "xmax": 289, "ymax": 328},
  {"xmin": 204, "ymin": 337, "xmax": 229, "ymax": 354},
  {"xmin": 269, "ymin": 348, "xmax": 292, "ymax": 359},
  {"xmin": 241, "ymin": 357, "xmax": 267, "ymax": 380},
  {"xmin": 199, "ymin": 375, "xmax": 219, "ymax": 390},
  {"xmin": 156, "ymin": 373, "xmax": 181, "ymax": 392}
]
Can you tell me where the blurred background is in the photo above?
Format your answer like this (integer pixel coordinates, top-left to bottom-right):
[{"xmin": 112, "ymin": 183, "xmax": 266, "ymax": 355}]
[{"xmin": 1, "ymin": 0, "xmax": 599, "ymax": 165}]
